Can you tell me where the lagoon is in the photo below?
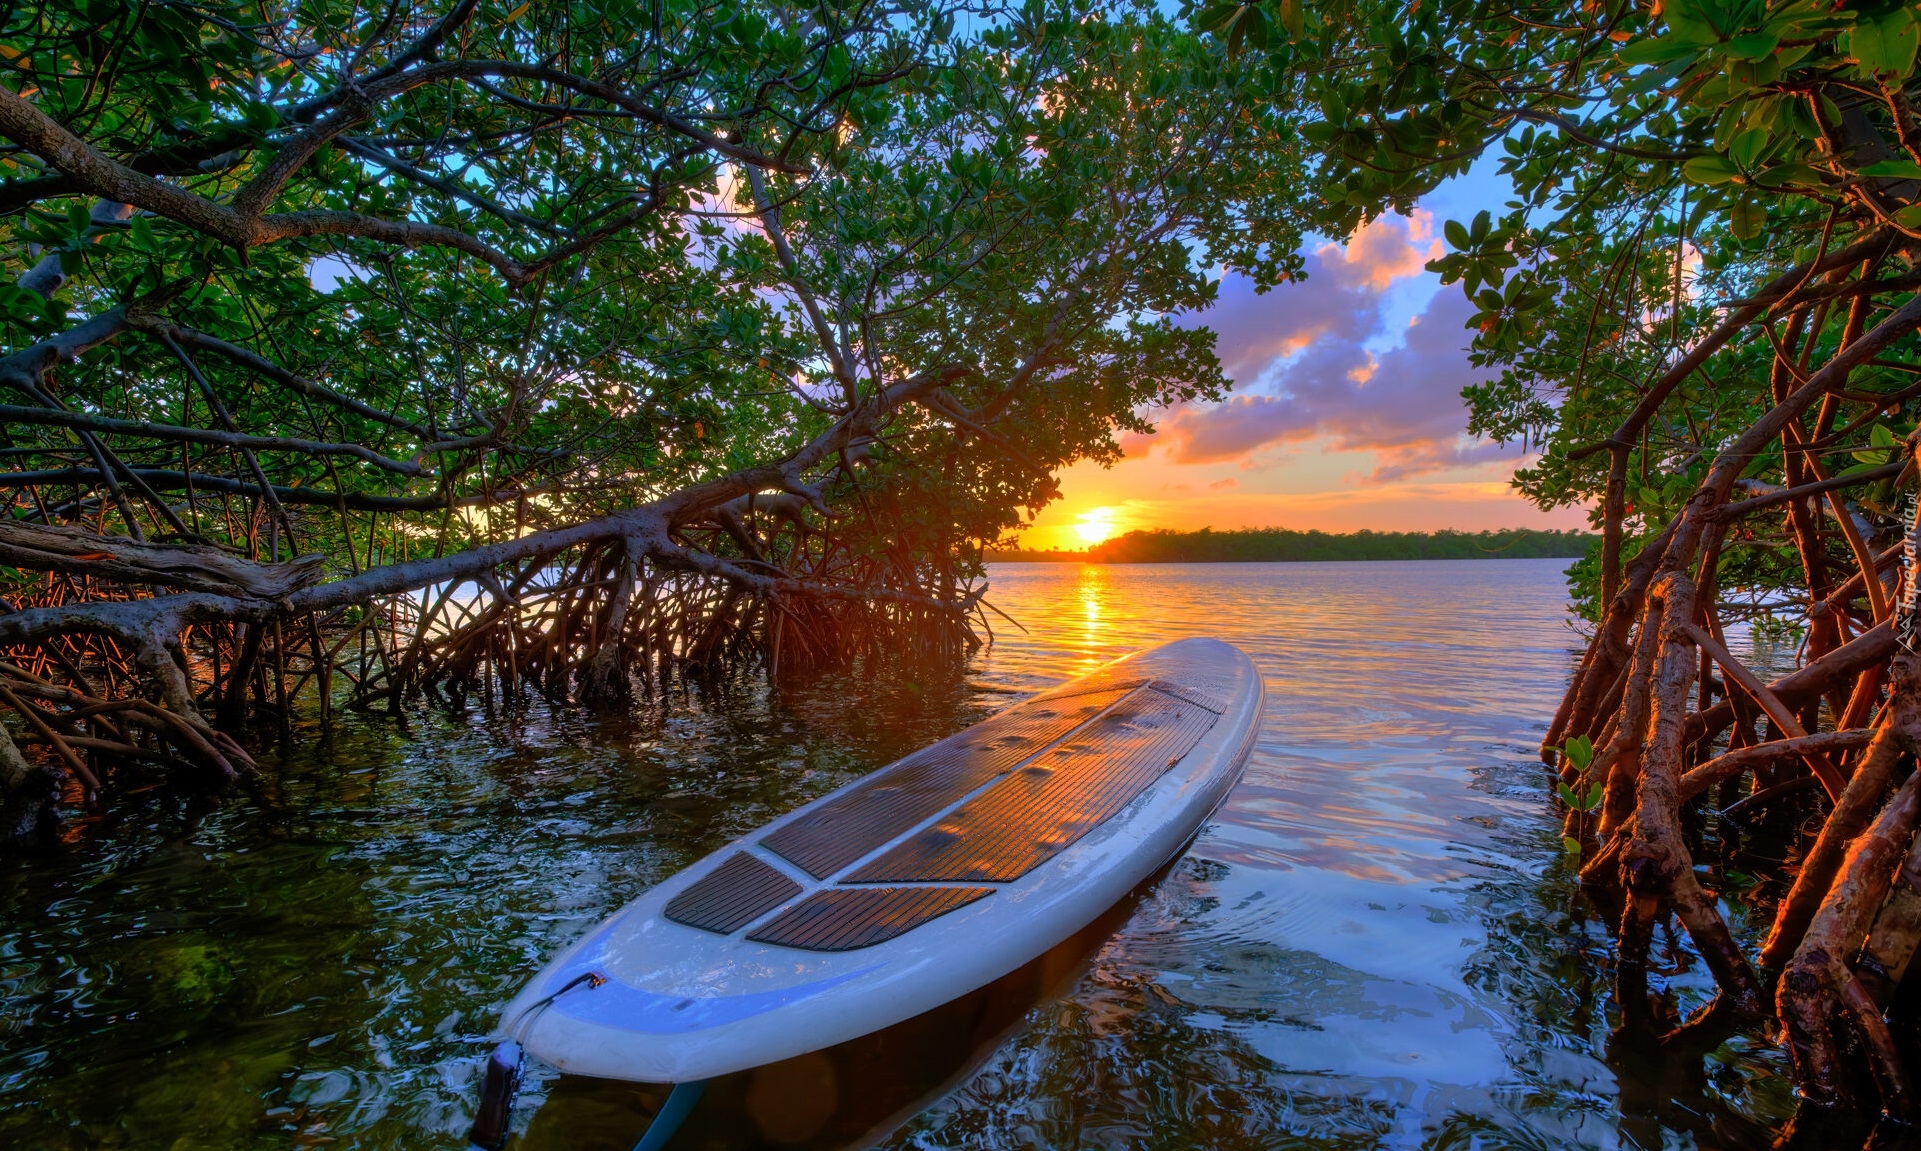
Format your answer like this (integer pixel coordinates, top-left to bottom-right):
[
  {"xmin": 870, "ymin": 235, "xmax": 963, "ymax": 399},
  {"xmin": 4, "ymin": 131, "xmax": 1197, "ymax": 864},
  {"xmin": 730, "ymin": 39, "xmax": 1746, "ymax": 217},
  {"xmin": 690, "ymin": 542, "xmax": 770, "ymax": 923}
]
[{"xmin": 0, "ymin": 560, "xmax": 1789, "ymax": 1149}]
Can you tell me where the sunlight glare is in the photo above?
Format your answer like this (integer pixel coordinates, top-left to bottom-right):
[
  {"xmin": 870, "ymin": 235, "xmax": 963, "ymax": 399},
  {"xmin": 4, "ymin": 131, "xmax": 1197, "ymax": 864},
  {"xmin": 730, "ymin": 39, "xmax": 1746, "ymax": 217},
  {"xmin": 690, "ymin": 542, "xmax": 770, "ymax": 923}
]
[{"xmin": 1073, "ymin": 506, "xmax": 1120, "ymax": 546}]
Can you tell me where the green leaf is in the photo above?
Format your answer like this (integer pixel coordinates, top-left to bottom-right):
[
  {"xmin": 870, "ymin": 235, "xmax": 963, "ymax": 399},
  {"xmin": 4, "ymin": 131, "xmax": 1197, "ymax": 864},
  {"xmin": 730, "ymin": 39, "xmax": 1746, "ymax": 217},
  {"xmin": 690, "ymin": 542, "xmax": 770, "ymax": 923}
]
[
  {"xmin": 1728, "ymin": 128, "xmax": 1769, "ymax": 170},
  {"xmin": 1444, "ymin": 218, "xmax": 1470, "ymax": 249},
  {"xmin": 1729, "ymin": 197, "xmax": 1765, "ymax": 239},
  {"xmin": 1682, "ymin": 155, "xmax": 1742, "ymax": 186},
  {"xmin": 1616, "ymin": 36, "xmax": 1699, "ymax": 67},
  {"xmin": 1849, "ymin": 11, "xmax": 1920, "ymax": 76},
  {"xmin": 1752, "ymin": 162, "xmax": 1824, "ymax": 190},
  {"xmin": 1193, "ymin": 2, "xmax": 1241, "ymax": 34},
  {"xmin": 1725, "ymin": 31, "xmax": 1779, "ymax": 61},
  {"xmin": 1562, "ymin": 836, "xmax": 1583, "ymax": 856},
  {"xmin": 1856, "ymin": 159, "xmax": 1921, "ymax": 179},
  {"xmin": 1886, "ymin": 11, "xmax": 1921, "ymax": 75},
  {"xmin": 1278, "ymin": 0, "xmax": 1304, "ymax": 42},
  {"xmin": 1563, "ymin": 733, "xmax": 1594, "ymax": 771},
  {"xmin": 1218, "ymin": 5, "xmax": 1270, "ymax": 58}
]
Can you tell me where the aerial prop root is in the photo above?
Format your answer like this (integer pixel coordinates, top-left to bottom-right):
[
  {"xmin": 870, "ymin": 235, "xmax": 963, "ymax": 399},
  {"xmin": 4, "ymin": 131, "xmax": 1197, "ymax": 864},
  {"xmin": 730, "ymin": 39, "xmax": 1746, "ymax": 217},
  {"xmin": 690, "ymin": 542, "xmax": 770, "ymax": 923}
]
[
  {"xmin": 0, "ymin": 362, "xmax": 991, "ymax": 835},
  {"xmin": 0, "ymin": 521, "xmax": 979, "ymax": 838},
  {"xmin": 1540, "ymin": 333, "xmax": 1921, "ymax": 1121}
]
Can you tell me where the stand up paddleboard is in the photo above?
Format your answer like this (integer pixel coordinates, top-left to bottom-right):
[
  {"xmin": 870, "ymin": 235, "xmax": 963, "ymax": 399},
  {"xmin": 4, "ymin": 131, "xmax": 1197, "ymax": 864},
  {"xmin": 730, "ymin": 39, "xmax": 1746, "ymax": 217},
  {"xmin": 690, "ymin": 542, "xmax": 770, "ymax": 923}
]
[{"xmin": 470, "ymin": 638, "xmax": 1263, "ymax": 1149}]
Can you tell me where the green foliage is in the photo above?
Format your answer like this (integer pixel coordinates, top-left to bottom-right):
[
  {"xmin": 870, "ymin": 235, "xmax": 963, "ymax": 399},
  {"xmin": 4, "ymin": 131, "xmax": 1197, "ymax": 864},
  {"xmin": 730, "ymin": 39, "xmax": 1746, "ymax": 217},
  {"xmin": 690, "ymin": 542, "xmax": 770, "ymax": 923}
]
[
  {"xmin": 0, "ymin": 1, "xmax": 1309, "ymax": 596},
  {"xmin": 1554, "ymin": 779, "xmax": 1604, "ymax": 814},
  {"xmin": 1750, "ymin": 611, "xmax": 1807, "ymax": 645},
  {"xmin": 1561, "ymin": 734, "xmax": 1594, "ymax": 774},
  {"xmin": 1554, "ymin": 735, "xmax": 1597, "ymax": 854},
  {"xmin": 3, "ymin": 0, "xmax": 894, "ymax": 562},
  {"xmin": 725, "ymin": 3, "xmax": 1307, "ymax": 569}
]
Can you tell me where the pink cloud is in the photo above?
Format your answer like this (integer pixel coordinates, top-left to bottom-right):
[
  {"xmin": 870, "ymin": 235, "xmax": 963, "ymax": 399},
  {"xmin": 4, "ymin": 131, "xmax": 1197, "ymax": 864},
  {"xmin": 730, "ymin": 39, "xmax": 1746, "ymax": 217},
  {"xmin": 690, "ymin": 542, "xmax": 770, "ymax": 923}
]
[
  {"xmin": 1325, "ymin": 209, "xmax": 1443, "ymax": 290},
  {"xmin": 1145, "ymin": 213, "xmax": 1517, "ymax": 482},
  {"xmin": 1195, "ymin": 254, "xmax": 1373, "ymax": 386}
]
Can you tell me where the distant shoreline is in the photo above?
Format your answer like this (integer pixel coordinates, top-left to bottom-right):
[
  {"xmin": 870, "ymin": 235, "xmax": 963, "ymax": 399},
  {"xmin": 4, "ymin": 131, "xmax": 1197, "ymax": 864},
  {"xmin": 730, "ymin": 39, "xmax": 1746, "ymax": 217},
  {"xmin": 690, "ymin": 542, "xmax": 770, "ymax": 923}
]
[{"xmin": 987, "ymin": 526, "xmax": 1592, "ymax": 565}]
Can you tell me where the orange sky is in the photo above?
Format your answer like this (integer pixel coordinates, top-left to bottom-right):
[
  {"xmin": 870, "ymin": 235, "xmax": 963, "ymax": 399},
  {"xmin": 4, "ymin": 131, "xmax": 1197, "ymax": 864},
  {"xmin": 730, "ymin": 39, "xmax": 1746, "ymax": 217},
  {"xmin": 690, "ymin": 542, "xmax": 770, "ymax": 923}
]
[{"xmin": 1018, "ymin": 210, "xmax": 1591, "ymax": 551}]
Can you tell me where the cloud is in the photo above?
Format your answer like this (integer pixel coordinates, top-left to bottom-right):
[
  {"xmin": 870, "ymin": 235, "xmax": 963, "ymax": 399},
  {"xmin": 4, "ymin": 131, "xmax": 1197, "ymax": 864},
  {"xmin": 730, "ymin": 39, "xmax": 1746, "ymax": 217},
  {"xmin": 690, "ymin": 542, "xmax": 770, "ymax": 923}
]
[
  {"xmin": 1146, "ymin": 211, "xmax": 1518, "ymax": 482},
  {"xmin": 1331, "ymin": 209, "xmax": 1442, "ymax": 290},
  {"xmin": 1116, "ymin": 429, "xmax": 1159, "ymax": 459},
  {"xmin": 1196, "ymin": 237, "xmax": 1379, "ymax": 385}
]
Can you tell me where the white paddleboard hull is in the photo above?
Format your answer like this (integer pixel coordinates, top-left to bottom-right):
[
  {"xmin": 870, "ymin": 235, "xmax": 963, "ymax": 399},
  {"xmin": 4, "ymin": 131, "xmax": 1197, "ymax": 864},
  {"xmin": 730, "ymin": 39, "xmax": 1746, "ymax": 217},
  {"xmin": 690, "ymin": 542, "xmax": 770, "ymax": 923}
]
[{"xmin": 499, "ymin": 637, "xmax": 1263, "ymax": 1083}]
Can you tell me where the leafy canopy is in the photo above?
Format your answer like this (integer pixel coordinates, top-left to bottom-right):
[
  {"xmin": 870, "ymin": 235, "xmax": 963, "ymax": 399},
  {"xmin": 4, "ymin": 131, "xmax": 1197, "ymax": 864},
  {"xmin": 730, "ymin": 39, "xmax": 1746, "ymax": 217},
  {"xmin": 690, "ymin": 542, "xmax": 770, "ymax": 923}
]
[{"xmin": 0, "ymin": 0, "xmax": 1308, "ymax": 591}]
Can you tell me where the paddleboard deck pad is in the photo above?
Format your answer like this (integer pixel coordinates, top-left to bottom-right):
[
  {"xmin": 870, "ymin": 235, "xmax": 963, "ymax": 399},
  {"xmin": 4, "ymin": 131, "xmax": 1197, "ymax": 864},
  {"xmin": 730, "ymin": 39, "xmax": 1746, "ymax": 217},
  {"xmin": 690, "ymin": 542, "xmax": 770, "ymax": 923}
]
[{"xmin": 495, "ymin": 638, "xmax": 1262, "ymax": 1085}]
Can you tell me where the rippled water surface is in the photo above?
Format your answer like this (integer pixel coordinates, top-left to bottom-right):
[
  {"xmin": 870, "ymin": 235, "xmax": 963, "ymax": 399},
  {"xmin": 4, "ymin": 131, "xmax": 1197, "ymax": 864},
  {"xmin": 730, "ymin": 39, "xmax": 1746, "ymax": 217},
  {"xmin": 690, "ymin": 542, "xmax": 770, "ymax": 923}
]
[{"xmin": 1, "ymin": 560, "xmax": 1797, "ymax": 1149}]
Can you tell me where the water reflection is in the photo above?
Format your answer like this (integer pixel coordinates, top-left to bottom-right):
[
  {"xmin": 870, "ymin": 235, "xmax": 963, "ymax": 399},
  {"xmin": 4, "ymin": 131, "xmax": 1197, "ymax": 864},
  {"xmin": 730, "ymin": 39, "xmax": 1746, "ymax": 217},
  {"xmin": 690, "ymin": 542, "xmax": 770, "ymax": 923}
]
[
  {"xmin": 1075, "ymin": 563, "xmax": 1110, "ymax": 667},
  {"xmin": 0, "ymin": 560, "xmax": 1793, "ymax": 1149}
]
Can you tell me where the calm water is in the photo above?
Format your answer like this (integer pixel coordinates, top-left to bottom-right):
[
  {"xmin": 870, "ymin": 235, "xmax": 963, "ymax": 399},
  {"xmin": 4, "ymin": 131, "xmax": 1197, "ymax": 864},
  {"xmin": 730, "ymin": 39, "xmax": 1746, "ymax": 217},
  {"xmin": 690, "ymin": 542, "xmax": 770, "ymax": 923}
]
[{"xmin": 0, "ymin": 560, "xmax": 1795, "ymax": 1149}]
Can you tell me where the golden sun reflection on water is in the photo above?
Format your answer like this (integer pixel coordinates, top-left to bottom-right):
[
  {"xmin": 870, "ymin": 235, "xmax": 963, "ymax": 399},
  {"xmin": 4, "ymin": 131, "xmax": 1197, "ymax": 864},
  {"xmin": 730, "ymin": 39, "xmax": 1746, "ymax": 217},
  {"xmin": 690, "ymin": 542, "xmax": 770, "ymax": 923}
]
[{"xmin": 1074, "ymin": 563, "xmax": 1110, "ymax": 668}]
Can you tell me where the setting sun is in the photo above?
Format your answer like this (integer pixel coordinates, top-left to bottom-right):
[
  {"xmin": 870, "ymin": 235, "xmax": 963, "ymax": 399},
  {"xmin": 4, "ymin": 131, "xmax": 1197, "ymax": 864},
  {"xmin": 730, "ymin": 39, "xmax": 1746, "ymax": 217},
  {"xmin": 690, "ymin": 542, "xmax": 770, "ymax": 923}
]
[{"xmin": 1073, "ymin": 506, "xmax": 1121, "ymax": 546}]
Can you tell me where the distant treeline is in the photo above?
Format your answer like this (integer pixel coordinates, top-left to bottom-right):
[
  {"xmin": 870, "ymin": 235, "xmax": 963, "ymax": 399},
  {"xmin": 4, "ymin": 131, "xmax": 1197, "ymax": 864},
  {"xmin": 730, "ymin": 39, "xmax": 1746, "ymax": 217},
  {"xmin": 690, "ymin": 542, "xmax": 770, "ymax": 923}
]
[{"xmin": 990, "ymin": 527, "xmax": 1595, "ymax": 564}]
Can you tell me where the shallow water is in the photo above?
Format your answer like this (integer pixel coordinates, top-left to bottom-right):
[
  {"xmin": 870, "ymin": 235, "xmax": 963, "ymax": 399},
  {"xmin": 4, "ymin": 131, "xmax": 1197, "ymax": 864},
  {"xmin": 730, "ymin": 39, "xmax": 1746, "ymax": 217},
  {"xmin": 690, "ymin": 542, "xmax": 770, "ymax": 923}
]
[{"xmin": 0, "ymin": 559, "xmax": 1796, "ymax": 1149}]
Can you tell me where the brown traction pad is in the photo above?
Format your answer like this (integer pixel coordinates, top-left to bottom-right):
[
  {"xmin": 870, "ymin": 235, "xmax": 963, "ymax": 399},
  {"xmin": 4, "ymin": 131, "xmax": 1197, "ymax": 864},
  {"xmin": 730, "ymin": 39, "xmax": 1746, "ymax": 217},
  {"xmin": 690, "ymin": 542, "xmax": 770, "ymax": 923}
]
[
  {"xmin": 844, "ymin": 687, "xmax": 1219, "ymax": 884},
  {"xmin": 662, "ymin": 853, "xmax": 802, "ymax": 934},
  {"xmin": 746, "ymin": 885, "xmax": 995, "ymax": 951},
  {"xmin": 760, "ymin": 685, "xmax": 1141, "ymax": 879}
]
